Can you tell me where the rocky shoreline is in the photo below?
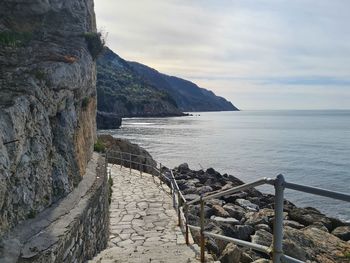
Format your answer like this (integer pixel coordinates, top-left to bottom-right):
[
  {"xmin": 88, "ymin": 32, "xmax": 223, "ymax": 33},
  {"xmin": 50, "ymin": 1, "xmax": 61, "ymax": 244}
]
[{"xmin": 171, "ymin": 163, "xmax": 350, "ymax": 263}]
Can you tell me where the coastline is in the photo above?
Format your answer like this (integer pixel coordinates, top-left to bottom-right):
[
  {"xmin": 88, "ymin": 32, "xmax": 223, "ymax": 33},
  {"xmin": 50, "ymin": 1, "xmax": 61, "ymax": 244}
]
[{"xmin": 98, "ymin": 134, "xmax": 350, "ymax": 262}]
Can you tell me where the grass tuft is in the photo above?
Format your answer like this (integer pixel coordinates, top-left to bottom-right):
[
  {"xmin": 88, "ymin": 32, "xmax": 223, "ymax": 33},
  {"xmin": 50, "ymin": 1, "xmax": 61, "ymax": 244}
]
[{"xmin": 82, "ymin": 31, "xmax": 105, "ymax": 60}]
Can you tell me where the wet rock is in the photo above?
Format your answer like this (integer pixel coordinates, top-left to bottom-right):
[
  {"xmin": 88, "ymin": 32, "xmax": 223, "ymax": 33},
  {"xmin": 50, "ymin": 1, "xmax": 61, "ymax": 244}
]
[
  {"xmin": 223, "ymin": 192, "xmax": 248, "ymax": 203},
  {"xmin": 235, "ymin": 199, "xmax": 259, "ymax": 212},
  {"xmin": 332, "ymin": 226, "xmax": 350, "ymax": 241},
  {"xmin": 283, "ymin": 220, "xmax": 305, "ymax": 230},
  {"xmin": 206, "ymin": 168, "xmax": 218, "ymax": 175},
  {"xmin": 212, "ymin": 204, "xmax": 230, "ymax": 218},
  {"xmin": 308, "ymin": 222, "xmax": 329, "ymax": 232},
  {"xmin": 223, "ymin": 204, "xmax": 246, "ymax": 220},
  {"xmin": 251, "ymin": 229, "xmax": 272, "ymax": 247},
  {"xmin": 289, "ymin": 207, "xmax": 332, "ymax": 231},
  {"xmin": 245, "ymin": 208, "xmax": 283, "ymax": 226},
  {"xmin": 218, "ymin": 243, "xmax": 242, "ymax": 263},
  {"xmin": 224, "ymin": 225, "xmax": 255, "ymax": 241},
  {"xmin": 178, "ymin": 163, "xmax": 189, "ymax": 173}
]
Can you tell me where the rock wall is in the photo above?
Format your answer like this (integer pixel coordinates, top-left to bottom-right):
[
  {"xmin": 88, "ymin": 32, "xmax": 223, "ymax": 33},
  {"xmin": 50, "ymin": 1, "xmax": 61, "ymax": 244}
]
[
  {"xmin": 0, "ymin": 153, "xmax": 109, "ymax": 263},
  {"xmin": 0, "ymin": 0, "xmax": 97, "ymax": 234}
]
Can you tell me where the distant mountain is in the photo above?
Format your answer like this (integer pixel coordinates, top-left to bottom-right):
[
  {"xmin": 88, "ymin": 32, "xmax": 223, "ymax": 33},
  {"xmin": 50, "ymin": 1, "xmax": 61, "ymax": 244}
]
[
  {"xmin": 96, "ymin": 47, "xmax": 239, "ymax": 119},
  {"xmin": 97, "ymin": 48, "xmax": 183, "ymax": 117},
  {"xmin": 128, "ymin": 62, "xmax": 239, "ymax": 112}
]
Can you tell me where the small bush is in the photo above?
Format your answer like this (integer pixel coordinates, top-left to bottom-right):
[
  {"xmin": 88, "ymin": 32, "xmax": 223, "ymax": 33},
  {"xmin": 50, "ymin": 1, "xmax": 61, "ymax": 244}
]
[
  {"xmin": 0, "ymin": 31, "xmax": 32, "ymax": 47},
  {"xmin": 82, "ymin": 32, "xmax": 105, "ymax": 60},
  {"xmin": 82, "ymin": 97, "xmax": 90, "ymax": 109},
  {"xmin": 94, "ymin": 139, "xmax": 105, "ymax": 153}
]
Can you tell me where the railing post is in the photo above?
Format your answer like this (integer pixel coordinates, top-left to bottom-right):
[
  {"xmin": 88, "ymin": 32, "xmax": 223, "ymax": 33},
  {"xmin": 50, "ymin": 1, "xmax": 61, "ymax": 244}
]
[
  {"xmin": 105, "ymin": 150, "xmax": 108, "ymax": 177},
  {"xmin": 273, "ymin": 174, "xmax": 285, "ymax": 263},
  {"xmin": 185, "ymin": 204, "xmax": 189, "ymax": 245},
  {"xmin": 159, "ymin": 163, "xmax": 162, "ymax": 186},
  {"xmin": 120, "ymin": 152, "xmax": 122, "ymax": 169},
  {"xmin": 200, "ymin": 196, "xmax": 205, "ymax": 263},
  {"xmin": 177, "ymin": 190, "xmax": 181, "ymax": 227},
  {"xmin": 129, "ymin": 153, "xmax": 131, "ymax": 173}
]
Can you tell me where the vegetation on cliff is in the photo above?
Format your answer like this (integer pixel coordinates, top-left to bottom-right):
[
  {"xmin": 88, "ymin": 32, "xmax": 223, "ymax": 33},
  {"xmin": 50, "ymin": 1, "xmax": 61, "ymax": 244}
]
[
  {"xmin": 128, "ymin": 62, "xmax": 239, "ymax": 112},
  {"xmin": 97, "ymin": 48, "xmax": 183, "ymax": 117}
]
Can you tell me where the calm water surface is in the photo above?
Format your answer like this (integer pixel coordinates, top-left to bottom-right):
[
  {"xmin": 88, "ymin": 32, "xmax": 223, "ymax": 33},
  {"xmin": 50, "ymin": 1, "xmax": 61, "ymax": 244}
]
[{"xmin": 104, "ymin": 110, "xmax": 350, "ymax": 221}]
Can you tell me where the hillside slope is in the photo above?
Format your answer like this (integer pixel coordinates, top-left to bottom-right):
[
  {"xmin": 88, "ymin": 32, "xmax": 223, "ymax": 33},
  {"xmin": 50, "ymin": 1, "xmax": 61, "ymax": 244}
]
[
  {"xmin": 97, "ymin": 48, "xmax": 183, "ymax": 117},
  {"xmin": 128, "ymin": 62, "xmax": 239, "ymax": 112}
]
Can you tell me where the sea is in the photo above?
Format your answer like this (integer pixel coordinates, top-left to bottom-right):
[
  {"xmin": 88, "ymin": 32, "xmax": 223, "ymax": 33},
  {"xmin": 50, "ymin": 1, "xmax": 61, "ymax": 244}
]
[{"xmin": 103, "ymin": 110, "xmax": 350, "ymax": 221}]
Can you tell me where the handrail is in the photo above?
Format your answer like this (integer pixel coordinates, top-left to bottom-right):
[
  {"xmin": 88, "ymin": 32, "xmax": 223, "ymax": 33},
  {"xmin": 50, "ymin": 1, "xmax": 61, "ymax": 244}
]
[
  {"xmin": 105, "ymin": 149, "xmax": 350, "ymax": 263},
  {"xmin": 187, "ymin": 177, "xmax": 273, "ymax": 205}
]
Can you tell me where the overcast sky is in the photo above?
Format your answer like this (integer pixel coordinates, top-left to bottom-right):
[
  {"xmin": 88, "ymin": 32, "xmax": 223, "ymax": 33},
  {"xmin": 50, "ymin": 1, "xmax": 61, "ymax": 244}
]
[{"xmin": 95, "ymin": 0, "xmax": 350, "ymax": 110}]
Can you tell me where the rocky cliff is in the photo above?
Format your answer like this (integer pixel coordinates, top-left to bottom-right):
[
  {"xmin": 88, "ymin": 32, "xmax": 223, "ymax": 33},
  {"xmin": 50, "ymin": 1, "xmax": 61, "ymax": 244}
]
[
  {"xmin": 0, "ymin": 0, "xmax": 97, "ymax": 235},
  {"xmin": 97, "ymin": 48, "xmax": 184, "ymax": 117}
]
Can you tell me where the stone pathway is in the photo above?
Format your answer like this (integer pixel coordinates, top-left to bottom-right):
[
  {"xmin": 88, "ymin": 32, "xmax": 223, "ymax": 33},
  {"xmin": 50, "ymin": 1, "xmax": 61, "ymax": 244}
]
[{"xmin": 89, "ymin": 165, "xmax": 201, "ymax": 263}]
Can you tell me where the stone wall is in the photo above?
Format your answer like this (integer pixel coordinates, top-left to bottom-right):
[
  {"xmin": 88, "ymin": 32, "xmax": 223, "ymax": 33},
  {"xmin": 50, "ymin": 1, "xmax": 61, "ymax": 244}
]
[
  {"xmin": 0, "ymin": 153, "xmax": 109, "ymax": 263},
  {"xmin": 0, "ymin": 0, "xmax": 97, "ymax": 234}
]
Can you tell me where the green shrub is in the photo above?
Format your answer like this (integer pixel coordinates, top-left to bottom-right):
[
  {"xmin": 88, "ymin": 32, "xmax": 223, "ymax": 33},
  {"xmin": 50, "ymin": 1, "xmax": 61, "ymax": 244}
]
[
  {"xmin": 0, "ymin": 31, "xmax": 32, "ymax": 47},
  {"xmin": 94, "ymin": 139, "xmax": 105, "ymax": 153},
  {"xmin": 82, "ymin": 32, "xmax": 105, "ymax": 60}
]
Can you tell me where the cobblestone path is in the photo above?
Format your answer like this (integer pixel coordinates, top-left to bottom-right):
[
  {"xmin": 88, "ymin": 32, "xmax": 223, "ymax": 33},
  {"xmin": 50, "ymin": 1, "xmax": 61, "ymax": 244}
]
[{"xmin": 89, "ymin": 165, "xmax": 200, "ymax": 263}]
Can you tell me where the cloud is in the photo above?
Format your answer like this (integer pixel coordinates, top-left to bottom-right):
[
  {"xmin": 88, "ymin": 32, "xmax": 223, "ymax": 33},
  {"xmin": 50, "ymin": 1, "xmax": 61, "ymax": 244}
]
[{"xmin": 95, "ymin": 0, "xmax": 350, "ymax": 109}]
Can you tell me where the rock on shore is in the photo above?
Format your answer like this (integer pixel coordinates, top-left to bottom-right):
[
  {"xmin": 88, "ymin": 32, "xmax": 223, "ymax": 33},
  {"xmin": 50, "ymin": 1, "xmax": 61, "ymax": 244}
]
[
  {"xmin": 173, "ymin": 163, "xmax": 350, "ymax": 262},
  {"xmin": 97, "ymin": 134, "xmax": 156, "ymax": 173}
]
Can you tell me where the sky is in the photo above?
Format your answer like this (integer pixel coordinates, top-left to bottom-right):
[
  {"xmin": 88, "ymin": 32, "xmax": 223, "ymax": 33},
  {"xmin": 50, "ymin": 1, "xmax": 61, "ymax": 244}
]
[{"xmin": 94, "ymin": 0, "xmax": 350, "ymax": 110}]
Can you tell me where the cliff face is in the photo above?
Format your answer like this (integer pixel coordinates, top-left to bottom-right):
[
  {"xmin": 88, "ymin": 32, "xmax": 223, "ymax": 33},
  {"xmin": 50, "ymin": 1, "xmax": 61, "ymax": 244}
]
[
  {"xmin": 128, "ymin": 62, "xmax": 239, "ymax": 112},
  {"xmin": 0, "ymin": 0, "xmax": 97, "ymax": 234},
  {"xmin": 97, "ymin": 48, "xmax": 184, "ymax": 117}
]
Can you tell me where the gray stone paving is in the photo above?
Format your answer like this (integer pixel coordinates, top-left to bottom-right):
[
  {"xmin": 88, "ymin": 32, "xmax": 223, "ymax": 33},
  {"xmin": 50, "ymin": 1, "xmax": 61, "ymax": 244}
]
[{"xmin": 89, "ymin": 165, "xmax": 202, "ymax": 263}]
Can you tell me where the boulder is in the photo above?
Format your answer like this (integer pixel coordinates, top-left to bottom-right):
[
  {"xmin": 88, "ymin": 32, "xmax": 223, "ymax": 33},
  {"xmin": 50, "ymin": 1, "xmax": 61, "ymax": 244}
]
[
  {"xmin": 212, "ymin": 205, "xmax": 230, "ymax": 218},
  {"xmin": 289, "ymin": 207, "xmax": 332, "ymax": 231},
  {"xmin": 283, "ymin": 220, "xmax": 305, "ymax": 230},
  {"xmin": 224, "ymin": 225, "xmax": 255, "ymax": 241},
  {"xmin": 251, "ymin": 229, "xmax": 272, "ymax": 247},
  {"xmin": 235, "ymin": 199, "xmax": 259, "ymax": 212},
  {"xmin": 223, "ymin": 204, "xmax": 246, "ymax": 220},
  {"xmin": 218, "ymin": 243, "xmax": 242, "ymax": 263},
  {"xmin": 332, "ymin": 226, "xmax": 350, "ymax": 241},
  {"xmin": 283, "ymin": 226, "xmax": 350, "ymax": 262},
  {"xmin": 223, "ymin": 192, "xmax": 248, "ymax": 203},
  {"xmin": 244, "ymin": 208, "xmax": 285, "ymax": 227},
  {"xmin": 198, "ymin": 185, "xmax": 213, "ymax": 195},
  {"xmin": 255, "ymin": 224, "xmax": 272, "ymax": 233},
  {"xmin": 178, "ymin": 163, "xmax": 189, "ymax": 173},
  {"xmin": 211, "ymin": 216, "xmax": 240, "ymax": 224}
]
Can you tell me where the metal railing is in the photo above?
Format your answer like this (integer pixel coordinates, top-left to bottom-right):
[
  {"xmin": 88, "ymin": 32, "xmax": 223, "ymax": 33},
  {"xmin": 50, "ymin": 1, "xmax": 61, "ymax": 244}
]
[{"xmin": 105, "ymin": 150, "xmax": 350, "ymax": 263}]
